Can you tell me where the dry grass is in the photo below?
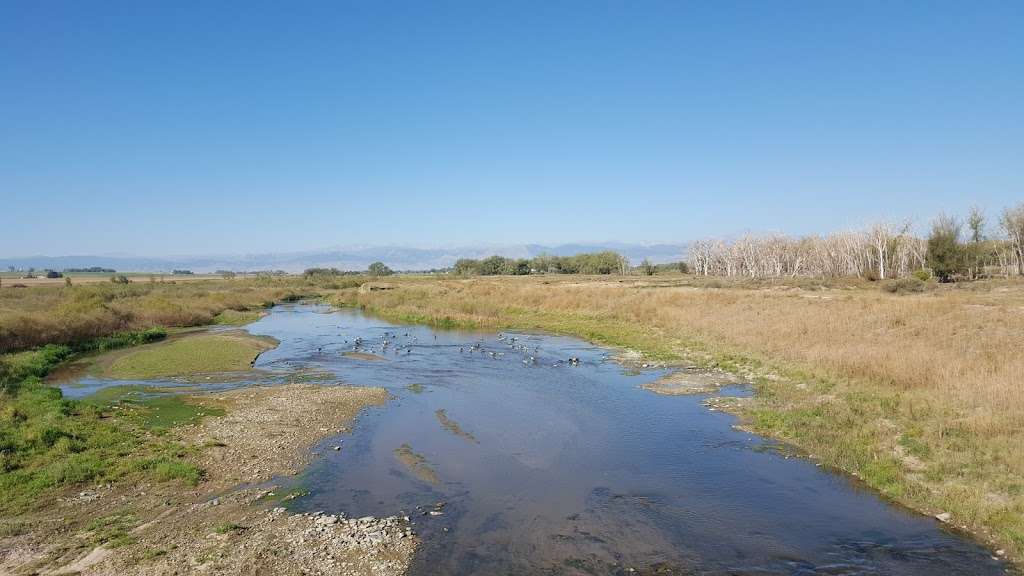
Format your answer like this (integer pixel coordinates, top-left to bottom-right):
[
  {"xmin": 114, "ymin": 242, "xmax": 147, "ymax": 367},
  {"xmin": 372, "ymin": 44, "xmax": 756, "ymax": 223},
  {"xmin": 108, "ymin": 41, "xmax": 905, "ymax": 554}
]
[
  {"xmin": 0, "ymin": 278, "xmax": 317, "ymax": 353},
  {"xmin": 332, "ymin": 274, "xmax": 1024, "ymax": 560}
]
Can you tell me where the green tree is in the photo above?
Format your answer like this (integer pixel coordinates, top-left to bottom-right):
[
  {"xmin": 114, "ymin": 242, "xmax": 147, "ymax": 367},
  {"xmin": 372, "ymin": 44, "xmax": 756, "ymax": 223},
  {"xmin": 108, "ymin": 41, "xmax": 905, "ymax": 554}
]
[
  {"xmin": 367, "ymin": 261, "xmax": 393, "ymax": 276},
  {"xmin": 477, "ymin": 256, "xmax": 509, "ymax": 275},
  {"xmin": 927, "ymin": 215, "xmax": 965, "ymax": 282},
  {"xmin": 640, "ymin": 258, "xmax": 655, "ymax": 275},
  {"xmin": 453, "ymin": 259, "xmax": 479, "ymax": 275}
]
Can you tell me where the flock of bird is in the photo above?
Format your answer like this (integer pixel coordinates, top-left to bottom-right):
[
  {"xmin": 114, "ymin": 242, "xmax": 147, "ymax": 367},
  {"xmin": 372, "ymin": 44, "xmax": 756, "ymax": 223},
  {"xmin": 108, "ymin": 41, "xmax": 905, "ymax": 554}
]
[{"xmin": 330, "ymin": 329, "xmax": 584, "ymax": 367}]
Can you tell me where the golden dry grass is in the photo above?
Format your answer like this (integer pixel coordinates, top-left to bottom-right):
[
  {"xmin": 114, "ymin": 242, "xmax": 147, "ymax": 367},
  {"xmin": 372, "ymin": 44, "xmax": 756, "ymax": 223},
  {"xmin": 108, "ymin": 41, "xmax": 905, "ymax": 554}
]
[
  {"xmin": 332, "ymin": 274, "xmax": 1024, "ymax": 561},
  {"xmin": 0, "ymin": 279, "xmax": 314, "ymax": 353}
]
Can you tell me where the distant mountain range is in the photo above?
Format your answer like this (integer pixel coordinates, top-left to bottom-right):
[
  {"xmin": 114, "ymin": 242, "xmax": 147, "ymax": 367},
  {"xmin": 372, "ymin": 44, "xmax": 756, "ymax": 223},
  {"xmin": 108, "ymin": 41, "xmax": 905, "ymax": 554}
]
[{"xmin": 0, "ymin": 243, "xmax": 688, "ymax": 274}]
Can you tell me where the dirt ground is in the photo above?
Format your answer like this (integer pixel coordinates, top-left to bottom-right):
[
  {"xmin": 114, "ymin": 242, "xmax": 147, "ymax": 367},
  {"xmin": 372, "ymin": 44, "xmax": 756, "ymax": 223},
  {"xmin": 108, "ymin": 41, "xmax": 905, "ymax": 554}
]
[{"xmin": 0, "ymin": 384, "xmax": 417, "ymax": 576}]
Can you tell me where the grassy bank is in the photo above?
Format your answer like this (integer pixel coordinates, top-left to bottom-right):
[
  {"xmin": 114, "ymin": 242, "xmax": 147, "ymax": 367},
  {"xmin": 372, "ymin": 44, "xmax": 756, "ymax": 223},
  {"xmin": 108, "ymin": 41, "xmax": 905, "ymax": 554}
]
[
  {"xmin": 331, "ymin": 274, "xmax": 1024, "ymax": 561},
  {"xmin": 0, "ymin": 277, "xmax": 327, "ymax": 514},
  {"xmin": 0, "ymin": 333, "xmax": 222, "ymax": 514}
]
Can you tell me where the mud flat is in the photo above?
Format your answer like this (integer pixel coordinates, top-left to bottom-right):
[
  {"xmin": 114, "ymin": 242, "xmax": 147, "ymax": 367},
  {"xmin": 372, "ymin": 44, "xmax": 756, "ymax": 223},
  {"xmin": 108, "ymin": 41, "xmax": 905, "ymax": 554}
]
[{"xmin": 0, "ymin": 384, "xmax": 417, "ymax": 576}]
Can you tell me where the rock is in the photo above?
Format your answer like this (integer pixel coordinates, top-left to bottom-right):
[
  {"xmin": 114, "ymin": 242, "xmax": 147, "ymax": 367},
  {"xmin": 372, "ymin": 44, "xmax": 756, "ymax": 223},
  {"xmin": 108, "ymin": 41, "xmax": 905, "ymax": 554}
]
[
  {"xmin": 935, "ymin": 512, "xmax": 952, "ymax": 523},
  {"xmin": 211, "ymin": 498, "xmax": 220, "ymax": 506},
  {"xmin": 995, "ymin": 549, "xmax": 1006, "ymax": 556}
]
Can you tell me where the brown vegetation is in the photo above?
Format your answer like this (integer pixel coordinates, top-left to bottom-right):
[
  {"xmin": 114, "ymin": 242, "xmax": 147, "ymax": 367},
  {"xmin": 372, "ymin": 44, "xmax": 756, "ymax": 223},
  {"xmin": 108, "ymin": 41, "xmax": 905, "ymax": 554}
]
[{"xmin": 0, "ymin": 279, "xmax": 317, "ymax": 353}]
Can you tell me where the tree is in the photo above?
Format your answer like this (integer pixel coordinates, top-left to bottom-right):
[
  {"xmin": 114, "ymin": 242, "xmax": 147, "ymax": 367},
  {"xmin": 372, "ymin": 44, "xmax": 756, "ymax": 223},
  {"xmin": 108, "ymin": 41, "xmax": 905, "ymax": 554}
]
[
  {"xmin": 1001, "ymin": 203, "xmax": 1024, "ymax": 276},
  {"xmin": 965, "ymin": 206, "xmax": 986, "ymax": 279},
  {"xmin": 967, "ymin": 206, "xmax": 985, "ymax": 243},
  {"xmin": 453, "ymin": 259, "xmax": 479, "ymax": 275},
  {"xmin": 640, "ymin": 258, "xmax": 655, "ymax": 276},
  {"xmin": 927, "ymin": 215, "xmax": 965, "ymax": 282},
  {"xmin": 511, "ymin": 259, "xmax": 531, "ymax": 275},
  {"xmin": 368, "ymin": 261, "xmax": 393, "ymax": 276}
]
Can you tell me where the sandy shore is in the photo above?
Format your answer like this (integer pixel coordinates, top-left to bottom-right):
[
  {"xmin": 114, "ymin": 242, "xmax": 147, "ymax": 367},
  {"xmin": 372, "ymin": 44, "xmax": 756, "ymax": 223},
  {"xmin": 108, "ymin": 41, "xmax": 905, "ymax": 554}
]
[{"xmin": 0, "ymin": 384, "xmax": 417, "ymax": 576}]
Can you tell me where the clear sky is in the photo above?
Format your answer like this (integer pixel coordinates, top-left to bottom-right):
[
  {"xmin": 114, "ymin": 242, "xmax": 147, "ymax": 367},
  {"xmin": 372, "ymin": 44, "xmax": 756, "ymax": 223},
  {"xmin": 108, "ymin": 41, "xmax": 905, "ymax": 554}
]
[{"xmin": 1, "ymin": 1, "xmax": 1021, "ymax": 256}]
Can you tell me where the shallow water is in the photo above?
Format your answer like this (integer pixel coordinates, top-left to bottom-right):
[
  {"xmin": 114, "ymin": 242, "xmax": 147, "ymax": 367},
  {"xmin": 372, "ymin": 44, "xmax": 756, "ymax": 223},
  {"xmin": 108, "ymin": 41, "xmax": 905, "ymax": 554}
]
[{"xmin": 70, "ymin": 303, "xmax": 1006, "ymax": 575}]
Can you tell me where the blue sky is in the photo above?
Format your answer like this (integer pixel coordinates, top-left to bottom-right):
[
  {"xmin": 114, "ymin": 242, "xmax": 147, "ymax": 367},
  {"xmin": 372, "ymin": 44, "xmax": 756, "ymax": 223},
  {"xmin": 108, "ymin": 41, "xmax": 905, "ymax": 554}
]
[{"xmin": 1, "ymin": 1, "xmax": 1021, "ymax": 256}]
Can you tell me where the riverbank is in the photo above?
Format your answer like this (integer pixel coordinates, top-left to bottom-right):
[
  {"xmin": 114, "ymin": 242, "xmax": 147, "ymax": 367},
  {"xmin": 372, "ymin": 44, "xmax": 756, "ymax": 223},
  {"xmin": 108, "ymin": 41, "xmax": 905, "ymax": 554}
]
[
  {"xmin": 330, "ymin": 274, "xmax": 1024, "ymax": 565},
  {"xmin": 0, "ymin": 383, "xmax": 415, "ymax": 575}
]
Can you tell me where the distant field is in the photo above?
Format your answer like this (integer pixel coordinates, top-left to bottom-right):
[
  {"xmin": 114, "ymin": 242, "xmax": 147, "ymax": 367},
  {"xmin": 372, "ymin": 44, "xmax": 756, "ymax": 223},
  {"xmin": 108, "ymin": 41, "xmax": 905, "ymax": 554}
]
[{"xmin": 0, "ymin": 272, "xmax": 226, "ymax": 287}]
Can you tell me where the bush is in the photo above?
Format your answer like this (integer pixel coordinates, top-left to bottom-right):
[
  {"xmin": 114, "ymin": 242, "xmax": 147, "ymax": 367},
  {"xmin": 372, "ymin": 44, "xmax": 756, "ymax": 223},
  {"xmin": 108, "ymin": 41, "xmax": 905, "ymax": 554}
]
[
  {"xmin": 912, "ymin": 269, "xmax": 931, "ymax": 282},
  {"xmin": 881, "ymin": 278, "xmax": 927, "ymax": 294},
  {"xmin": 927, "ymin": 215, "xmax": 966, "ymax": 282}
]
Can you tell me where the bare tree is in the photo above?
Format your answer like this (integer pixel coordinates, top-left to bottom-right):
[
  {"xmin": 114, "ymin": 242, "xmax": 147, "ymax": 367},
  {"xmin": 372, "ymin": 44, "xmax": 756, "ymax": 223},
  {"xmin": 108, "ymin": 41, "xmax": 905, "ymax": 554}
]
[{"xmin": 1001, "ymin": 203, "xmax": 1024, "ymax": 276}]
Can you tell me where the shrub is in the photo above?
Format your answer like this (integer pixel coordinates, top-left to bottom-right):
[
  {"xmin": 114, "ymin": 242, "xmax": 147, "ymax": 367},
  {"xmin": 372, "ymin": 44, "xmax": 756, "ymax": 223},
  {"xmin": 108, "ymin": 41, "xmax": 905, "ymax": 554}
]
[{"xmin": 881, "ymin": 278, "xmax": 927, "ymax": 294}]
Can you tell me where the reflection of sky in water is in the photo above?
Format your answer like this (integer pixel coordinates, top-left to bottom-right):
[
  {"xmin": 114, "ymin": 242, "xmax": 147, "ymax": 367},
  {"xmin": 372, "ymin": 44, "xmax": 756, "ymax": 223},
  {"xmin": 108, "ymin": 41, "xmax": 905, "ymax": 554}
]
[{"xmin": 65, "ymin": 303, "xmax": 1004, "ymax": 576}]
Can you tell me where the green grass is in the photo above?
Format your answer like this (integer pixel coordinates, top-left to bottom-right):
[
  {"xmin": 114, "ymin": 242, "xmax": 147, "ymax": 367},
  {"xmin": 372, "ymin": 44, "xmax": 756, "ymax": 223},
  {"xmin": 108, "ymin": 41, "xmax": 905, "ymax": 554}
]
[
  {"xmin": 86, "ymin": 512, "xmax": 137, "ymax": 548},
  {"xmin": 213, "ymin": 522, "xmax": 245, "ymax": 534},
  {"xmin": 0, "ymin": 333, "xmax": 228, "ymax": 514},
  {"xmin": 105, "ymin": 333, "xmax": 275, "ymax": 379},
  {"xmin": 212, "ymin": 309, "xmax": 264, "ymax": 326}
]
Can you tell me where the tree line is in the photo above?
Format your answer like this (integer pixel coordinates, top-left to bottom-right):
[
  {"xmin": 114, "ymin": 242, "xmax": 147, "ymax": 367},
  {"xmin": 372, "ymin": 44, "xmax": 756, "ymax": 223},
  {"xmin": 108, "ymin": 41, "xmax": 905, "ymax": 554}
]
[
  {"xmin": 453, "ymin": 251, "xmax": 630, "ymax": 276},
  {"xmin": 689, "ymin": 202, "xmax": 1024, "ymax": 282},
  {"xmin": 303, "ymin": 262, "xmax": 394, "ymax": 278}
]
